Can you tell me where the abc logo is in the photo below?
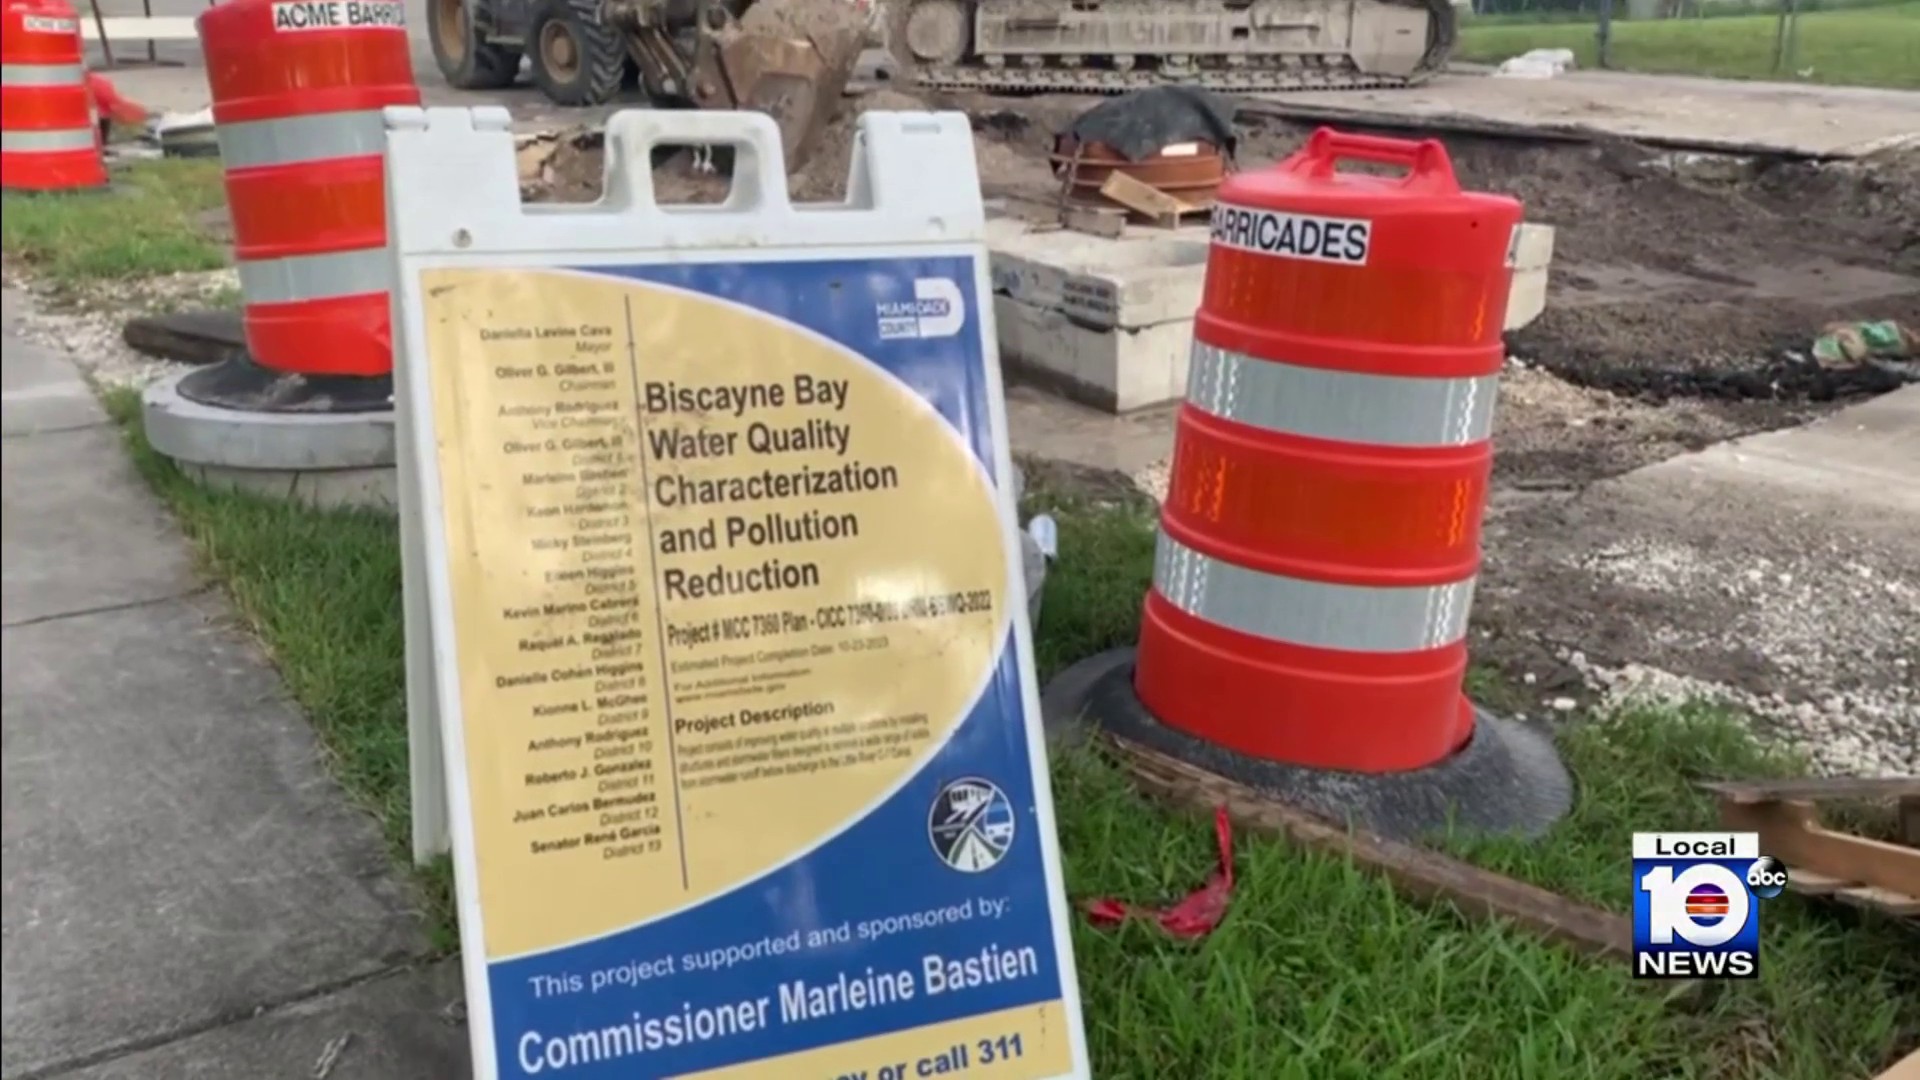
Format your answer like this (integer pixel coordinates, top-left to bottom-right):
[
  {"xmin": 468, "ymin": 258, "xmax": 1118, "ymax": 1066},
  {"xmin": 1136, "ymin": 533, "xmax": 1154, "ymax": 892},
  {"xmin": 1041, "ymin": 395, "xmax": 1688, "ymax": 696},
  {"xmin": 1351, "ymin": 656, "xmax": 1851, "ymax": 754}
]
[{"xmin": 1746, "ymin": 855, "xmax": 1790, "ymax": 899}]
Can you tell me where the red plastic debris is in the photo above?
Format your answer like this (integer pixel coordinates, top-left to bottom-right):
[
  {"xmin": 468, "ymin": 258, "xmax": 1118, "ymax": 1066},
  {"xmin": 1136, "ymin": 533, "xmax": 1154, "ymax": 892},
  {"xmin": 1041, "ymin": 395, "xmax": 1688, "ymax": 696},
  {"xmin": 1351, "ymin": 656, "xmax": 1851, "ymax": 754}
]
[
  {"xmin": 86, "ymin": 72, "xmax": 150, "ymax": 127},
  {"xmin": 1084, "ymin": 806, "xmax": 1235, "ymax": 939}
]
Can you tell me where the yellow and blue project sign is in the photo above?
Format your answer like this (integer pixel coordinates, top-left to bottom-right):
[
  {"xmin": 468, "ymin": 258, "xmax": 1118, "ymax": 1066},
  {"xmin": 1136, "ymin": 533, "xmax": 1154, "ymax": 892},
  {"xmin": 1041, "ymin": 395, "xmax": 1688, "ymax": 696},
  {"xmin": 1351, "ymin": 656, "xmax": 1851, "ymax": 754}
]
[{"xmin": 411, "ymin": 253, "xmax": 1088, "ymax": 1079}]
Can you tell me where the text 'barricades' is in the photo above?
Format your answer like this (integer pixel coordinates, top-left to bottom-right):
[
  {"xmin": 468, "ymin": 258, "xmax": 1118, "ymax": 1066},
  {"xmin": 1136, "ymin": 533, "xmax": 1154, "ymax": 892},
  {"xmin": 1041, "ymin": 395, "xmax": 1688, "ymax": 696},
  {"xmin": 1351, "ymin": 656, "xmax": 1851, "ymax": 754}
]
[
  {"xmin": 1136, "ymin": 128, "xmax": 1523, "ymax": 774},
  {"xmin": 198, "ymin": 0, "xmax": 417, "ymax": 379},
  {"xmin": 1, "ymin": 0, "xmax": 107, "ymax": 193},
  {"xmin": 385, "ymin": 105, "xmax": 1090, "ymax": 1080}
]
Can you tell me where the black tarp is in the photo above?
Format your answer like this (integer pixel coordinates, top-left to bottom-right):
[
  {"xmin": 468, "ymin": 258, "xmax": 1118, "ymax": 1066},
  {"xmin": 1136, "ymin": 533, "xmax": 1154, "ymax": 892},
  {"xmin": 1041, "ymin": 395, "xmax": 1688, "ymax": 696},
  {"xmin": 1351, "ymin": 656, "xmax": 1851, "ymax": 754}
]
[{"xmin": 1064, "ymin": 86, "xmax": 1239, "ymax": 162}]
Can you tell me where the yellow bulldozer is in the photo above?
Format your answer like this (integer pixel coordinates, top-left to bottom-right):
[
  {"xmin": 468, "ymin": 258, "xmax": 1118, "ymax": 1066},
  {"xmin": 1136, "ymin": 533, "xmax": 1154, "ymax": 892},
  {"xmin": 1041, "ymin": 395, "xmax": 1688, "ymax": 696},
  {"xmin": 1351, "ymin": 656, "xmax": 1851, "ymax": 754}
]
[{"xmin": 428, "ymin": 0, "xmax": 1457, "ymax": 170}]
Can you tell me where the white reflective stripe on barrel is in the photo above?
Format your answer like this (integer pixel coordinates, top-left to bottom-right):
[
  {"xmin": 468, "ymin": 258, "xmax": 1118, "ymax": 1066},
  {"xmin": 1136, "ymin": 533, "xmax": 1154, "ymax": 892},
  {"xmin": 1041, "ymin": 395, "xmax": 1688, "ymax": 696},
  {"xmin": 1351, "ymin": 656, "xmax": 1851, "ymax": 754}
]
[
  {"xmin": 216, "ymin": 109, "xmax": 389, "ymax": 170},
  {"xmin": 0, "ymin": 62, "xmax": 85, "ymax": 86},
  {"xmin": 0, "ymin": 128, "xmax": 95, "ymax": 153},
  {"xmin": 1186, "ymin": 341, "xmax": 1498, "ymax": 447},
  {"xmin": 238, "ymin": 247, "xmax": 391, "ymax": 305},
  {"xmin": 1153, "ymin": 529, "xmax": 1474, "ymax": 652}
]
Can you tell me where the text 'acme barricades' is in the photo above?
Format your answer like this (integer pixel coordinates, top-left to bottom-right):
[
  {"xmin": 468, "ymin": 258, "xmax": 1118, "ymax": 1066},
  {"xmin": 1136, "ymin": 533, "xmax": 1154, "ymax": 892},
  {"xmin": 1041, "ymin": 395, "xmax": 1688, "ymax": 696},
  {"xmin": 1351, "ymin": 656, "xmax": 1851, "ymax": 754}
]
[
  {"xmin": 197, "ymin": 0, "xmax": 418, "ymax": 379},
  {"xmin": 1135, "ymin": 128, "xmax": 1523, "ymax": 774},
  {"xmin": 0, "ymin": 0, "xmax": 106, "ymax": 193}
]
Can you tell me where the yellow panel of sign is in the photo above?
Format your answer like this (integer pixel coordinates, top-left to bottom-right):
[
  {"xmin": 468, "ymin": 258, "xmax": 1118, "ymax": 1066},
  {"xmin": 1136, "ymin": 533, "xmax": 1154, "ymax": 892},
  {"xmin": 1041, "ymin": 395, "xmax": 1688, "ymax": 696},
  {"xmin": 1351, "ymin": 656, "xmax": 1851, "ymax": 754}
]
[{"xmin": 389, "ymin": 105, "xmax": 1087, "ymax": 1080}]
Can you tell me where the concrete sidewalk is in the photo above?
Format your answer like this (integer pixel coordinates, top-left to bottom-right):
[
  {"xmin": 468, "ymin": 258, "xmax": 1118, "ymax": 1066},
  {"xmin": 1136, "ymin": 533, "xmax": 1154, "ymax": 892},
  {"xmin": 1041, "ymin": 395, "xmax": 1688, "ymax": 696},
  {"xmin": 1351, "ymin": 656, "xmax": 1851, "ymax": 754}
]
[{"xmin": 1, "ymin": 289, "xmax": 468, "ymax": 1078}]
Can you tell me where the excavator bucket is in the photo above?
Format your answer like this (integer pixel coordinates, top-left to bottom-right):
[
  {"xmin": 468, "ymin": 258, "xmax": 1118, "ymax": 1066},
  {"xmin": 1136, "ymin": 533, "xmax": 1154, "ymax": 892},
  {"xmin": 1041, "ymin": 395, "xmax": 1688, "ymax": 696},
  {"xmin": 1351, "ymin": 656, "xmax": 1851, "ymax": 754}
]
[{"xmin": 687, "ymin": 0, "xmax": 867, "ymax": 173}]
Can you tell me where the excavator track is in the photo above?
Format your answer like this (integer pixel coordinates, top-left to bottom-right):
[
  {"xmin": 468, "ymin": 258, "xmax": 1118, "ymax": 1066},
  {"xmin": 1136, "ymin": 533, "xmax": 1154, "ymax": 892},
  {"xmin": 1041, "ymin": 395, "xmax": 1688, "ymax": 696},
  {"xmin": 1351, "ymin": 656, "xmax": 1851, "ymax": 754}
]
[
  {"xmin": 903, "ymin": 65, "xmax": 1417, "ymax": 95},
  {"xmin": 883, "ymin": 0, "xmax": 1454, "ymax": 96}
]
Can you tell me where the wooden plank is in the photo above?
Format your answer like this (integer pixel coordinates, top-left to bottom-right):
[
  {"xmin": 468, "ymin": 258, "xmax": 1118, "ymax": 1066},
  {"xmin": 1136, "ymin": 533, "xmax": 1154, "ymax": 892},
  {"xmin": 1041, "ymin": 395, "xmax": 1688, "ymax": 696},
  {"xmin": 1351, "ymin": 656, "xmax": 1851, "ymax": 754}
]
[
  {"xmin": 1875, "ymin": 1044, "xmax": 1920, "ymax": 1080},
  {"xmin": 122, "ymin": 310, "xmax": 245, "ymax": 368},
  {"xmin": 1098, "ymin": 172, "xmax": 1192, "ymax": 227},
  {"xmin": 1835, "ymin": 886, "xmax": 1920, "ymax": 918},
  {"xmin": 1106, "ymin": 733, "xmax": 1636, "ymax": 960},
  {"xmin": 1701, "ymin": 778, "xmax": 1920, "ymax": 803},
  {"xmin": 1718, "ymin": 798, "xmax": 1920, "ymax": 899},
  {"xmin": 1783, "ymin": 868, "xmax": 1850, "ymax": 896}
]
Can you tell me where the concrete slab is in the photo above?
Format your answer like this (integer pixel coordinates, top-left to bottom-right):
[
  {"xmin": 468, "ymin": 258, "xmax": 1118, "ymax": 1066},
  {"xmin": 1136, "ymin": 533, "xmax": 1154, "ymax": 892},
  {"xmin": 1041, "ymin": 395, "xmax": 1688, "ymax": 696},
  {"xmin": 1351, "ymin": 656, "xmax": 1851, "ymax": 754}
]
[
  {"xmin": 988, "ymin": 219, "xmax": 1210, "ymax": 412},
  {"xmin": 1, "ymin": 421, "xmax": 199, "ymax": 626},
  {"xmin": 1244, "ymin": 71, "xmax": 1920, "ymax": 159},
  {"xmin": 1004, "ymin": 383, "xmax": 1177, "ymax": 481},
  {"xmin": 140, "ymin": 368, "xmax": 400, "ymax": 511},
  {"xmin": 990, "ymin": 219, "xmax": 1212, "ymax": 331},
  {"xmin": 1, "ymin": 593, "xmax": 430, "ymax": 1077},
  {"xmin": 60, "ymin": 964, "xmax": 470, "ymax": 1080},
  {"xmin": 3, "ymin": 334, "xmax": 106, "ymax": 437},
  {"xmin": 1641, "ymin": 384, "xmax": 1920, "ymax": 515},
  {"xmin": 988, "ymin": 216, "xmax": 1557, "ymax": 413},
  {"xmin": 1477, "ymin": 385, "xmax": 1920, "ymax": 776}
]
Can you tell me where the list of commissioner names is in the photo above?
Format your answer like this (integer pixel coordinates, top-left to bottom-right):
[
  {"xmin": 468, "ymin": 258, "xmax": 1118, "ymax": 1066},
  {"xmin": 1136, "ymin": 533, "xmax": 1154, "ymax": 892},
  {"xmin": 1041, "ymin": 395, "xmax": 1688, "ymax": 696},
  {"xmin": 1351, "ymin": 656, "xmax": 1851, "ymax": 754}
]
[{"xmin": 438, "ymin": 281, "xmax": 1003, "ymax": 896}]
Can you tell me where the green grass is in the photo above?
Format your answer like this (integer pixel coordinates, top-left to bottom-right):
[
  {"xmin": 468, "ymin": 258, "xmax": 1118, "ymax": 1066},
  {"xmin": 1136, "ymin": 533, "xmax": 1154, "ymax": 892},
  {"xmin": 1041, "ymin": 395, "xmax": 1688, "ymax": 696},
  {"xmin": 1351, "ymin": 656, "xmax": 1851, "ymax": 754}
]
[
  {"xmin": 1, "ymin": 159, "xmax": 228, "ymax": 283},
  {"xmin": 1456, "ymin": 2, "xmax": 1920, "ymax": 88},
  {"xmin": 101, "ymin": 404, "xmax": 1919, "ymax": 1077},
  {"xmin": 101, "ymin": 388, "xmax": 456, "ymax": 946},
  {"xmin": 1465, "ymin": 0, "xmax": 1912, "ymax": 27}
]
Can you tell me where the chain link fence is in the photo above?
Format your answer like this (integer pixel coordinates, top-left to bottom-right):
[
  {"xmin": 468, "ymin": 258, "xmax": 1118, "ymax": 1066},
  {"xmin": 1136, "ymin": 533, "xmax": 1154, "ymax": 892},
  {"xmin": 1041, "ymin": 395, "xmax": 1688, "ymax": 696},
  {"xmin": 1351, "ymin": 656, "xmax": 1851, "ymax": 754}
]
[{"xmin": 1457, "ymin": 0, "xmax": 1918, "ymax": 88}]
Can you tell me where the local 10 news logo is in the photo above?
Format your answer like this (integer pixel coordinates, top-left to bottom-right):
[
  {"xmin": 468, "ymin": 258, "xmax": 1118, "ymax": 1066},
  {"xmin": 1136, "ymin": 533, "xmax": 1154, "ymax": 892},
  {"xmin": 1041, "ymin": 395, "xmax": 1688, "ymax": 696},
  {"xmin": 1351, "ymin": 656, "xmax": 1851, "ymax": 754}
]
[{"xmin": 1633, "ymin": 832, "xmax": 1788, "ymax": 979}]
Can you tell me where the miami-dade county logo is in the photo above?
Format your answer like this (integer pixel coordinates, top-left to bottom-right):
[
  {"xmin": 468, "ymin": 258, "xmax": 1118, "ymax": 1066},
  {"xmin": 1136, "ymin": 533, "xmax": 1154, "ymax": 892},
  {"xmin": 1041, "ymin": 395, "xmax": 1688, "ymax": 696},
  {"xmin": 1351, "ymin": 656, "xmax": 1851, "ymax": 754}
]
[
  {"xmin": 1632, "ymin": 832, "xmax": 1784, "ymax": 979},
  {"xmin": 876, "ymin": 277, "xmax": 964, "ymax": 341},
  {"xmin": 928, "ymin": 777, "xmax": 1015, "ymax": 873}
]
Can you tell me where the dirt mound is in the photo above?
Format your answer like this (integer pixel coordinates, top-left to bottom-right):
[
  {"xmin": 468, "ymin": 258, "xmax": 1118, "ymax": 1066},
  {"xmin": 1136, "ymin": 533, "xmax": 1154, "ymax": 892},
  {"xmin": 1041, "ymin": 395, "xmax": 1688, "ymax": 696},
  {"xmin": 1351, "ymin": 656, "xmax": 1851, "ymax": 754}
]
[
  {"xmin": 1240, "ymin": 123, "xmax": 1920, "ymax": 408},
  {"xmin": 517, "ymin": 128, "xmax": 606, "ymax": 204},
  {"xmin": 1750, "ymin": 137, "xmax": 1920, "ymax": 274},
  {"xmin": 736, "ymin": 0, "xmax": 866, "ymax": 40},
  {"xmin": 1511, "ymin": 296, "xmax": 1918, "ymax": 404},
  {"xmin": 788, "ymin": 87, "xmax": 935, "ymax": 200}
]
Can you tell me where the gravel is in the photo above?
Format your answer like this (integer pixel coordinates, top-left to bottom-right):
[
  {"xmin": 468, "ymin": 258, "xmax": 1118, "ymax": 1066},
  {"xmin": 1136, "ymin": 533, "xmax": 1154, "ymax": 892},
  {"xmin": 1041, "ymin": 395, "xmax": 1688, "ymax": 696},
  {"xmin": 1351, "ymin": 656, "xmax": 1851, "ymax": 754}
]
[
  {"xmin": 1113, "ymin": 364, "xmax": 1917, "ymax": 780},
  {"xmin": 1562, "ymin": 536, "xmax": 1918, "ymax": 779},
  {"xmin": 5, "ymin": 269, "xmax": 233, "ymax": 391},
  {"xmin": 1567, "ymin": 652, "xmax": 1916, "ymax": 779}
]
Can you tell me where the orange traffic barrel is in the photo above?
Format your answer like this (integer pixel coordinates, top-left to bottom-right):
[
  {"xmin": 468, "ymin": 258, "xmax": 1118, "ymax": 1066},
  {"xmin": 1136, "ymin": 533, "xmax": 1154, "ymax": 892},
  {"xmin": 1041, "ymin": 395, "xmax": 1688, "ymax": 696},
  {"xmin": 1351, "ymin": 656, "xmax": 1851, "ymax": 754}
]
[
  {"xmin": 1, "ymin": 0, "xmax": 107, "ymax": 193},
  {"xmin": 1133, "ymin": 129, "xmax": 1522, "ymax": 774},
  {"xmin": 197, "ymin": 0, "xmax": 417, "ymax": 380}
]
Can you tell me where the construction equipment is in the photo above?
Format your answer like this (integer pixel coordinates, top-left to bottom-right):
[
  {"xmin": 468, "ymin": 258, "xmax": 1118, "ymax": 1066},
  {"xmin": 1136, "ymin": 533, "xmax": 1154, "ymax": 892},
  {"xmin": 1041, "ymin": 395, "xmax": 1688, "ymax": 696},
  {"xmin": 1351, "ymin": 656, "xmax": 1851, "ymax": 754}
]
[
  {"xmin": 882, "ymin": 0, "xmax": 1458, "ymax": 94},
  {"xmin": 429, "ymin": 0, "xmax": 1458, "ymax": 171},
  {"xmin": 427, "ymin": 0, "xmax": 866, "ymax": 167}
]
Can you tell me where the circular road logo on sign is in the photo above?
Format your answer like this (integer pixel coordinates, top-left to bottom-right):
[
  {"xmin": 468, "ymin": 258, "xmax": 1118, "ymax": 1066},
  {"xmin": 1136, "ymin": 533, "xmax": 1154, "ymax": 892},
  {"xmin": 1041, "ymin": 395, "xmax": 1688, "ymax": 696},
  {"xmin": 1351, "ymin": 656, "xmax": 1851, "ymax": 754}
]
[{"xmin": 928, "ymin": 777, "xmax": 1016, "ymax": 873}]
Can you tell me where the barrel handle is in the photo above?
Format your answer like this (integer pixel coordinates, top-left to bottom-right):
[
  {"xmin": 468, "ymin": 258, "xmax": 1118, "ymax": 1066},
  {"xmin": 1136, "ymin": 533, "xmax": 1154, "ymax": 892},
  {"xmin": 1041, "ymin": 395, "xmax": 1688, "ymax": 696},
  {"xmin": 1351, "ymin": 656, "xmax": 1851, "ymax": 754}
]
[
  {"xmin": 600, "ymin": 109, "xmax": 793, "ymax": 214},
  {"xmin": 1291, "ymin": 127, "xmax": 1459, "ymax": 191}
]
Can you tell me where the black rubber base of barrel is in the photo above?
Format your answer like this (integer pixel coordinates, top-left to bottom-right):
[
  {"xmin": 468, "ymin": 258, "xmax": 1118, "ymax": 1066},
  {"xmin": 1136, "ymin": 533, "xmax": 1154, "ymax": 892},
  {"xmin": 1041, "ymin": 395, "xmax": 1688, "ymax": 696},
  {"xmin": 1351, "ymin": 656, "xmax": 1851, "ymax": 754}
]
[
  {"xmin": 1046, "ymin": 648, "xmax": 1575, "ymax": 842},
  {"xmin": 177, "ymin": 357, "xmax": 392, "ymax": 415}
]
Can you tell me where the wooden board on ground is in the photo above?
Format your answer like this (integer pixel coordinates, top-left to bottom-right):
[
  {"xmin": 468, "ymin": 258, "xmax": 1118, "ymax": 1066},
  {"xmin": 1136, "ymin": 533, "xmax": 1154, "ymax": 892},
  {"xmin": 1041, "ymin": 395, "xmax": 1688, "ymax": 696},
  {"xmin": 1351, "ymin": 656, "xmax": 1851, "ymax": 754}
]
[
  {"xmin": 1875, "ymin": 1045, "xmax": 1920, "ymax": 1080},
  {"xmin": 1701, "ymin": 778, "xmax": 1920, "ymax": 802},
  {"xmin": 1097, "ymin": 173, "xmax": 1197, "ymax": 229},
  {"xmin": 122, "ymin": 310, "xmax": 245, "ymax": 368},
  {"xmin": 1106, "ymin": 733, "xmax": 1636, "ymax": 960},
  {"xmin": 1239, "ymin": 72, "xmax": 1920, "ymax": 160},
  {"xmin": 1704, "ymin": 780, "xmax": 1920, "ymax": 920}
]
